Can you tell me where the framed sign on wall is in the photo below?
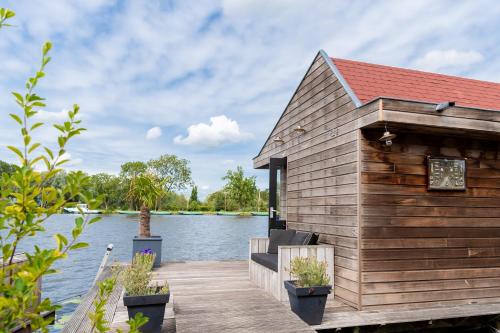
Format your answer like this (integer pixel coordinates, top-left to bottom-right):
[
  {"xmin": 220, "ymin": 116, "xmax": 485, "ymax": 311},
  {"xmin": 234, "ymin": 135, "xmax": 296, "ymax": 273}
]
[{"xmin": 427, "ymin": 156, "xmax": 467, "ymax": 191}]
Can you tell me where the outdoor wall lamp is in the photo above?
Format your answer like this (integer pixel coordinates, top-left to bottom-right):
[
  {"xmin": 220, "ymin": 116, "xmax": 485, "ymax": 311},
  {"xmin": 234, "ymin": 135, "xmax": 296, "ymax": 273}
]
[
  {"xmin": 379, "ymin": 124, "xmax": 396, "ymax": 147},
  {"xmin": 435, "ymin": 101, "xmax": 455, "ymax": 112},
  {"xmin": 273, "ymin": 136, "xmax": 284, "ymax": 144},
  {"xmin": 294, "ymin": 125, "xmax": 306, "ymax": 134}
]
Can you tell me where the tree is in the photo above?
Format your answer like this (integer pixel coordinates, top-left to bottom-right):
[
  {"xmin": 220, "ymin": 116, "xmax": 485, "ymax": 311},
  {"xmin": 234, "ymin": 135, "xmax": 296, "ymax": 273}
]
[
  {"xmin": 222, "ymin": 166, "xmax": 257, "ymax": 211},
  {"xmin": 160, "ymin": 191, "xmax": 188, "ymax": 211},
  {"xmin": 188, "ymin": 186, "xmax": 199, "ymax": 211},
  {"xmin": 206, "ymin": 190, "xmax": 226, "ymax": 211},
  {"xmin": 120, "ymin": 161, "xmax": 147, "ymax": 179},
  {"xmin": 147, "ymin": 155, "xmax": 192, "ymax": 192},
  {"xmin": 257, "ymin": 189, "xmax": 269, "ymax": 211},
  {"xmin": 189, "ymin": 186, "xmax": 198, "ymax": 203},
  {"xmin": 126, "ymin": 173, "xmax": 165, "ymax": 237},
  {"xmin": 0, "ymin": 10, "xmax": 101, "ymax": 332},
  {"xmin": 89, "ymin": 173, "xmax": 125, "ymax": 210}
]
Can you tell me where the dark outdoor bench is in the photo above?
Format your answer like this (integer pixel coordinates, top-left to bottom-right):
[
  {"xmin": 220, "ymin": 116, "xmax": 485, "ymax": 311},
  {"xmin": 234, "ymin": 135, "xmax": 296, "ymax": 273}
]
[{"xmin": 249, "ymin": 229, "xmax": 334, "ymax": 301}]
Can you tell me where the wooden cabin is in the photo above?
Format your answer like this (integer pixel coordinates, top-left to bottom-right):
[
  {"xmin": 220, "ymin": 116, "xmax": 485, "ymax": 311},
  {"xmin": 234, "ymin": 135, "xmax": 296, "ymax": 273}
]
[{"xmin": 253, "ymin": 49, "xmax": 500, "ymax": 313}]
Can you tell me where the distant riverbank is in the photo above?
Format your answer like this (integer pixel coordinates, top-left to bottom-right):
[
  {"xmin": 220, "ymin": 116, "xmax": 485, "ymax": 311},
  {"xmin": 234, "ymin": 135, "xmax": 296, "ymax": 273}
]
[{"xmin": 63, "ymin": 210, "xmax": 268, "ymax": 217}]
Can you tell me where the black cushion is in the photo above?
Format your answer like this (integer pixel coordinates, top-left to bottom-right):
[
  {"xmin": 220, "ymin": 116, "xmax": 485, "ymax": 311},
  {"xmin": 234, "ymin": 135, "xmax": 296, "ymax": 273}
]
[
  {"xmin": 251, "ymin": 253, "xmax": 278, "ymax": 272},
  {"xmin": 290, "ymin": 231, "xmax": 309, "ymax": 245},
  {"xmin": 290, "ymin": 231, "xmax": 320, "ymax": 245},
  {"xmin": 306, "ymin": 232, "xmax": 319, "ymax": 245},
  {"xmin": 267, "ymin": 229, "xmax": 296, "ymax": 254}
]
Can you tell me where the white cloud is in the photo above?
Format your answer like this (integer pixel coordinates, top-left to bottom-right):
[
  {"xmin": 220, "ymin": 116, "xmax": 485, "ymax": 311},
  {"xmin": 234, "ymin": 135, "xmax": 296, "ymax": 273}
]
[
  {"xmin": 34, "ymin": 109, "xmax": 69, "ymax": 122},
  {"xmin": 59, "ymin": 152, "xmax": 83, "ymax": 166},
  {"xmin": 146, "ymin": 126, "xmax": 162, "ymax": 140},
  {"xmin": 174, "ymin": 115, "xmax": 252, "ymax": 147},
  {"xmin": 414, "ymin": 50, "xmax": 484, "ymax": 72}
]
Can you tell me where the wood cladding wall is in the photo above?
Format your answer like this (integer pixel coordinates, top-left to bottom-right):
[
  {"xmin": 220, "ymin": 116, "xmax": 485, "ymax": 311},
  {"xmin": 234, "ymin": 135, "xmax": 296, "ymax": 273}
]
[
  {"xmin": 254, "ymin": 53, "xmax": 379, "ymax": 309},
  {"xmin": 360, "ymin": 129, "xmax": 500, "ymax": 309}
]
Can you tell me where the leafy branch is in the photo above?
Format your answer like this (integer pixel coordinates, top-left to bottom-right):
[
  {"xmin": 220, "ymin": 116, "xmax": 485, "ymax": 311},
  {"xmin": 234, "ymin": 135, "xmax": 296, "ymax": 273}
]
[
  {"xmin": 0, "ymin": 6, "xmax": 102, "ymax": 333},
  {"xmin": 0, "ymin": 7, "xmax": 15, "ymax": 29}
]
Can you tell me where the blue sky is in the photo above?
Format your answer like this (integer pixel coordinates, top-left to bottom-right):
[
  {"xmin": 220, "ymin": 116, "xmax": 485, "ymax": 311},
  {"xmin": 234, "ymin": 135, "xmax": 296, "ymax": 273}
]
[{"xmin": 1, "ymin": 0, "xmax": 500, "ymax": 198}]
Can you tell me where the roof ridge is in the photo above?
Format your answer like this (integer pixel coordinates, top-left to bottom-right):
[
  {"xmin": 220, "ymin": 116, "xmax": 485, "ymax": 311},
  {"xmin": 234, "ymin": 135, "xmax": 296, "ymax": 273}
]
[{"xmin": 331, "ymin": 57, "xmax": 500, "ymax": 87}]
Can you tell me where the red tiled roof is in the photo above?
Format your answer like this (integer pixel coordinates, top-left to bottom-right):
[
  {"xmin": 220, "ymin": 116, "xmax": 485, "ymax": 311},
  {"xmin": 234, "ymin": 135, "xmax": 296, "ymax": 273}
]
[{"xmin": 332, "ymin": 58, "xmax": 500, "ymax": 110}]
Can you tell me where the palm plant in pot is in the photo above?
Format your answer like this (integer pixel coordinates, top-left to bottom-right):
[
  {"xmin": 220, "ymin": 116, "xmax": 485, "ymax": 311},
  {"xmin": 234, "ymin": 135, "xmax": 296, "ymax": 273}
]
[
  {"xmin": 284, "ymin": 257, "xmax": 332, "ymax": 325},
  {"xmin": 118, "ymin": 250, "xmax": 170, "ymax": 333},
  {"xmin": 127, "ymin": 173, "xmax": 165, "ymax": 267}
]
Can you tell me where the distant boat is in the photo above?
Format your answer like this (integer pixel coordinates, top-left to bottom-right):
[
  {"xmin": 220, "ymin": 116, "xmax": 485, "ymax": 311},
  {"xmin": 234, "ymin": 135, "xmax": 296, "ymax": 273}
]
[
  {"xmin": 151, "ymin": 211, "xmax": 172, "ymax": 215},
  {"xmin": 216, "ymin": 211, "xmax": 240, "ymax": 216},
  {"xmin": 64, "ymin": 204, "xmax": 101, "ymax": 214},
  {"xmin": 251, "ymin": 212, "xmax": 268, "ymax": 216},
  {"xmin": 179, "ymin": 211, "xmax": 203, "ymax": 215},
  {"xmin": 116, "ymin": 210, "xmax": 139, "ymax": 215}
]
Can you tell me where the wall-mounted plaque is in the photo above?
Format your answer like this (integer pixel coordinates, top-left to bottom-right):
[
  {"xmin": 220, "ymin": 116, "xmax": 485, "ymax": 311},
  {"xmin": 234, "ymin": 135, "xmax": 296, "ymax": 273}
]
[{"xmin": 427, "ymin": 157, "xmax": 466, "ymax": 190}]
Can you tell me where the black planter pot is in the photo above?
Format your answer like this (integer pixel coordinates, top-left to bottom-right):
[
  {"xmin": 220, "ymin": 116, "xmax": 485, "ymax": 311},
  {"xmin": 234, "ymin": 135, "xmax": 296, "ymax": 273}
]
[
  {"xmin": 123, "ymin": 292, "xmax": 170, "ymax": 333},
  {"xmin": 132, "ymin": 235, "xmax": 162, "ymax": 267},
  {"xmin": 284, "ymin": 280, "xmax": 332, "ymax": 325}
]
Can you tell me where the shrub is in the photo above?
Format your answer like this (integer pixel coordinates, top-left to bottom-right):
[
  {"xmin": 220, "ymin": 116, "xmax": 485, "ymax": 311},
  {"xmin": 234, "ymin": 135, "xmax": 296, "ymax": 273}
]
[
  {"xmin": 116, "ymin": 251, "xmax": 168, "ymax": 296},
  {"xmin": 289, "ymin": 257, "xmax": 330, "ymax": 288}
]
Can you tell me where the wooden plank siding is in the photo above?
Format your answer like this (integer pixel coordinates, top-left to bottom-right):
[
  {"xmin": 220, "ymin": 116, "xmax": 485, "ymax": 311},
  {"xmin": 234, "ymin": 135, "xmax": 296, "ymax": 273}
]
[
  {"xmin": 254, "ymin": 53, "xmax": 381, "ymax": 309},
  {"xmin": 360, "ymin": 128, "xmax": 500, "ymax": 309}
]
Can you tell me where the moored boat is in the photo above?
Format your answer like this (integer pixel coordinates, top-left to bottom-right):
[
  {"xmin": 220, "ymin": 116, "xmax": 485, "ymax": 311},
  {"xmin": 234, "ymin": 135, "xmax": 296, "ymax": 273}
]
[
  {"xmin": 116, "ymin": 210, "xmax": 139, "ymax": 215},
  {"xmin": 179, "ymin": 211, "xmax": 203, "ymax": 215},
  {"xmin": 64, "ymin": 204, "xmax": 101, "ymax": 214},
  {"xmin": 151, "ymin": 211, "xmax": 172, "ymax": 215},
  {"xmin": 216, "ymin": 211, "xmax": 240, "ymax": 216}
]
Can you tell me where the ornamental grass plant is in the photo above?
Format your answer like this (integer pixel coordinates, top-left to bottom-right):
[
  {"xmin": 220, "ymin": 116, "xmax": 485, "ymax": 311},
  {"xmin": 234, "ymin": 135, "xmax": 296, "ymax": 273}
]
[
  {"xmin": 289, "ymin": 257, "xmax": 330, "ymax": 288},
  {"xmin": 116, "ymin": 250, "xmax": 169, "ymax": 296}
]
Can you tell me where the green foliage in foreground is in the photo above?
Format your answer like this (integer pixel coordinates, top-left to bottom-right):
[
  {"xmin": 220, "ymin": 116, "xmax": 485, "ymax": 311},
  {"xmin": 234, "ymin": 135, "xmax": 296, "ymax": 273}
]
[
  {"xmin": 289, "ymin": 257, "xmax": 330, "ymax": 288},
  {"xmin": 88, "ymin": 277, "xmax": 148, "ymax": 333},
  {"xmin": 0, "ymin": 8, "xmax": 101, "ymax": 332},
  {"xmin": 88, "ymin": 277, "xmax": 116, "ymax": 333}
]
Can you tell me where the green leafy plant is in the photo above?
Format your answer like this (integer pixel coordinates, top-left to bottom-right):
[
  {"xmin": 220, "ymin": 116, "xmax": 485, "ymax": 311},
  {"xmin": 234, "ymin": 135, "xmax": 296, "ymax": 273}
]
[
  {"xmin": 0, "ymin": 7, "xmax": 101, "ymax": 333},
  {"xmin": 116, "ymin": 252, "xmax": 169, "ymax": 296},
  {"xmin": 88, "ymin": 277, "xmax": 116, "ymax": 333},
  {"xmin": 126, "ymin": 173, "xmax": 165, "ymax": 237},
  {"xmin": 289, "ymin": 257, "xmax": 330, "ymax": 288},
  {"xmin": 117, "ymin": 312, "xmax": 149, "ymax": 333},
  {"xmin": 88, "ymin": 277, "xmax": 149, "ymax": 333}
]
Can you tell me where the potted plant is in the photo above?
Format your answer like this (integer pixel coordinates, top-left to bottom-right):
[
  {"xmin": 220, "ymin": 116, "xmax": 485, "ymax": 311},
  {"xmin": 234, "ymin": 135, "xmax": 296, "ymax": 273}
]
[
  {"xmin": 284, "ymin": 257, "xmax": 332, "ymax": 325},
  {"xmin": 118, "ymin": 251, "xmax": 170, "ymax": 333},
  {"xmin": 127, "ymin": 173, "xmax": 165, "ymax": 267}
]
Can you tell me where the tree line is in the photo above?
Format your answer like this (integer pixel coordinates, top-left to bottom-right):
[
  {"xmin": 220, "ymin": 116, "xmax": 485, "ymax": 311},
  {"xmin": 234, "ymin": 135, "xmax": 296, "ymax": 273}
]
[{"xmin": 0, "ymin": 158, "xmax": 268, "ymax": 212}]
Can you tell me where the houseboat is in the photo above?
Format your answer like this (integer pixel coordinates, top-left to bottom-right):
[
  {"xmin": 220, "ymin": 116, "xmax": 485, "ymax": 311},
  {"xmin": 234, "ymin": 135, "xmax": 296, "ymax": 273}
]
[{"xmin": 252, "ymin": 49, "xmax": 500, "ymax": 329}]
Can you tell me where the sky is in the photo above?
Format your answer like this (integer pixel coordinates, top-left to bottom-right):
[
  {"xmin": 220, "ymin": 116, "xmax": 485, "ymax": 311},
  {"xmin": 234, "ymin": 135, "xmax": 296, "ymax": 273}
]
[{"xmin": 1, "ymin": 0, "xmax": 500, "ymax": 198}]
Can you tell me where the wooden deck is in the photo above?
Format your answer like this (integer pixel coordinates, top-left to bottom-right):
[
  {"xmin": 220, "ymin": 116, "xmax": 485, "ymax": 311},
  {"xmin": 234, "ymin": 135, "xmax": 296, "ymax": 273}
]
[
  {"xmin": 157, "ymin": 260, "xmax": 314, "ymax": 333},
  {"xmin": 64, "ymin": 260, "xmax": 500, "ymax": 332}
]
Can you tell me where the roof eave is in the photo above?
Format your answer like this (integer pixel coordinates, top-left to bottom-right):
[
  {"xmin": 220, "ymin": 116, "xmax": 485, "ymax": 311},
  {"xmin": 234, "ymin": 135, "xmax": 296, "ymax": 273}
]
[{"xmin": 319, "ymin": 49, "xmax": 362, "ymax": 108}]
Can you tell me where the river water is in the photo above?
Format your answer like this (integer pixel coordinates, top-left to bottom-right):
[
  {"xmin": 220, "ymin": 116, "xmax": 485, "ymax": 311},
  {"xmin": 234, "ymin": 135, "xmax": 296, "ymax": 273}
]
[{"xmin": 13, "ymin": 214, "xmax": 267, "ymax": 331}]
